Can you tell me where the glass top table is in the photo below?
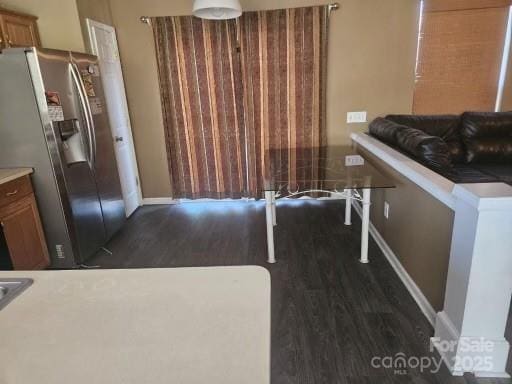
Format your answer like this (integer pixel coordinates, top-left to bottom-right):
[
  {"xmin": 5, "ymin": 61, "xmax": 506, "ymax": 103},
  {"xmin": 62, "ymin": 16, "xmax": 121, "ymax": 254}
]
[
  {"xmin": 262, "ymin": 146, "xmax": 395, "ymax": 265},
  {"xmin": 264, "ymin": 146, "xmax": 395, "ymax": 193}
]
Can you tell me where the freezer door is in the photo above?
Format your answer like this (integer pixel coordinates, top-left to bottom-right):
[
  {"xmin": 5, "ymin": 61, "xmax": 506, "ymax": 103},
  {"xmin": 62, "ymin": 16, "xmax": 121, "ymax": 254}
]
[
  {"xmin": 36, "ymin": 48, "xmax": 107, "ymax": 263},
  {"xmin": 71, "ymin": 52, "xmax": 125, "ymax": 240}
]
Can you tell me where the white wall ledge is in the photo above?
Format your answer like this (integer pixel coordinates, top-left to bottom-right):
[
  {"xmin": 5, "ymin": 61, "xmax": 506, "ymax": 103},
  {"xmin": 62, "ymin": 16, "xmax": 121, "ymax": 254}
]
[
  {"xmin": 351, "ymin": 132, "xmax": 512, "ymax": 210},
  {"xmin": 453, "ymin": 183, "xmax": 512, "ymax": 211}
]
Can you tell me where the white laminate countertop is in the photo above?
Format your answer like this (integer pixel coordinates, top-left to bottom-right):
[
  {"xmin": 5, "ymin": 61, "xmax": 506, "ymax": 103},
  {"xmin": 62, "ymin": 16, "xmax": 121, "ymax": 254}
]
[
  {"xmin": 0, "ymin": 267, "xmax": 271, "ymax": 384},
  {"xmin": 0, "ymin": 168, "xmax": 33, "ymax": 185}
]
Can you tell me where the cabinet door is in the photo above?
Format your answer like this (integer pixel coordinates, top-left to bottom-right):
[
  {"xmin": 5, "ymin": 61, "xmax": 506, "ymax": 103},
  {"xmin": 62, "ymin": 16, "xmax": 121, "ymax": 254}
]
[
  {"xmin": 0, "ymin": 194, "xmax": 49, "ymax": 270},
  {"xmin": 0, "ymin": 12, "xmax": 41, "ymax": 48}
]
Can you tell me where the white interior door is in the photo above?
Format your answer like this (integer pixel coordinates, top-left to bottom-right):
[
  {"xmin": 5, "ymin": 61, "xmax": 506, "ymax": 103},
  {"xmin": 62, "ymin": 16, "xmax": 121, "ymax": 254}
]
[{"xmin": 86, "ymin": 19, "xmax": 141, "ymax": 217}]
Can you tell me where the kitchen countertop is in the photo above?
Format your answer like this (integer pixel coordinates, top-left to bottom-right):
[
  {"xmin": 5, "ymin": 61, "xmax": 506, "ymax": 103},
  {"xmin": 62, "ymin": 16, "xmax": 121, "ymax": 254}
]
[
  {"xmin": 0, "ymin": 168, "xmax": 33, "ymax": 185},
  {"xmin": 0, "ymin": 267, "xmax": 271, "ymax": 384}
]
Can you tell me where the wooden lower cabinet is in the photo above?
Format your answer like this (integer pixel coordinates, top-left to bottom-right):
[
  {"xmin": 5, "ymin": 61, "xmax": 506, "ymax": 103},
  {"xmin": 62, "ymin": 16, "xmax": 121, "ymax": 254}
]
[{"xmin": 0, "ymin": 176, "xmax": 49, "ymax": 270}]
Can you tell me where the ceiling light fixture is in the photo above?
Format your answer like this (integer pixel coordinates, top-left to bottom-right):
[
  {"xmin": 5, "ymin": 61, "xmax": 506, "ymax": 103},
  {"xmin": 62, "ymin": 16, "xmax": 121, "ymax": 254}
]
[{"xmin": 192, "ymin": 0, "xmax": 242, "ymax": 20}]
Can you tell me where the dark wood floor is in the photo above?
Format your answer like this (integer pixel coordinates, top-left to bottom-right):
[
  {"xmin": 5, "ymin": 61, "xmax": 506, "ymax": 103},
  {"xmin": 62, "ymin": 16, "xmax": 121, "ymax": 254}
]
[{"xmin": 90, "ymin": 200, "xmax": 511, "ymax": 384}]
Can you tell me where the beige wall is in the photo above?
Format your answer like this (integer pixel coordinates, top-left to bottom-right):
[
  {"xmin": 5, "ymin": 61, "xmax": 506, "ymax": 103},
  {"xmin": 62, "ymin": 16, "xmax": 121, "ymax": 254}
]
[
  {"xmin": 76, "ymin": 0, "xmax": 114, "ymax": 53},
  {"xmin": 108, "ymin": 0, "xmax": 171, "ymax": 197},
  {"xmin": 356, "ymin": 145, "xmax": 455, "ymax": 311},
  {"xmin": 0, "ymin": 0, "xmax": 85, "ymax": 52},
  {"xmin": 108, "ymin": 0, "xmax": 421, "ymax": 198}
]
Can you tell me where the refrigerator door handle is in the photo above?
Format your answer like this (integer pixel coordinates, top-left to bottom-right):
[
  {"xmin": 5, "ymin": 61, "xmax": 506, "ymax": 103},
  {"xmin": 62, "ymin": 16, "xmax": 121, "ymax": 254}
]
[{"xmin": 70, "ymin": 63, "xmax": 96, "ymax": 171}]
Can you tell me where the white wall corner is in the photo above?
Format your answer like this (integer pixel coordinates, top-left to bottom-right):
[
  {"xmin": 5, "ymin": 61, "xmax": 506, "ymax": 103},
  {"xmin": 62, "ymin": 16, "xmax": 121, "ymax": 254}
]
[{"xmin": 433, "ymin": 185, "xmax": 512, "ymax": 378}]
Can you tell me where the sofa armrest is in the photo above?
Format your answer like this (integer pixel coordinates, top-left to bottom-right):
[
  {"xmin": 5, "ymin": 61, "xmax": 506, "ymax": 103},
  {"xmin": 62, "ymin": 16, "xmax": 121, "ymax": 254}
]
[
  {"xmin": 395, "ymin": 127, "xmax": 453, "ymax": 170},
  {"xmin": 351, "ymin": 132, "xmax": 456, "ymax": 209},
  {"xmin": 368, "ymin": 117, "xmax": 406, "ymax": 145}
]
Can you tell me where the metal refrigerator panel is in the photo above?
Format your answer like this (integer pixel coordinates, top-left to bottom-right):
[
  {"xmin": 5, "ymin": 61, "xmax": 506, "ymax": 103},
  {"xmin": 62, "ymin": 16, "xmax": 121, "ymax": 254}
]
[
  {"xmin": 71, "ymin": 51, "xmax": 125, "ymax": 240},
  {"xmin": 35, "ymin": 48, "xmax": 107, "ymax": 264},
  {"xmin": 0, "ymin": 48, "xmax": 75, "ymax": 268}
]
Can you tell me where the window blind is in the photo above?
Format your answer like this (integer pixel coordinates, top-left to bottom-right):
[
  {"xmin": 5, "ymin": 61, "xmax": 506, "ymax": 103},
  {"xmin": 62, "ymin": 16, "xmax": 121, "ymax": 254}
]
[{"xmin": 413, "ymin": 0, "xmax": 511, "ymax": 114}]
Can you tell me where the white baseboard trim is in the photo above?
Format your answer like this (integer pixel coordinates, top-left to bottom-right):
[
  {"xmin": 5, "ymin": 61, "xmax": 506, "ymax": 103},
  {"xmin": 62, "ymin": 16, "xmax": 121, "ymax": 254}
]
[
  {"xmin": 142, "ymin": 197, "xmax": 178, "ymax": 205},
  {"xmin": 352, "ymin": 201, "xmax": 436, "ymax": 326}
]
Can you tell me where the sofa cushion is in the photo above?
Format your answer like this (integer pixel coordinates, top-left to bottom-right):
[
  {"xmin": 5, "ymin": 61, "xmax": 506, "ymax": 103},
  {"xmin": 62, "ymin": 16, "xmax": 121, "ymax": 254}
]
[
  {"xmin": 368, "ymin": 117, "xmax": 407, "ymax": 145},
  {"xmin": 448, "ymin": 164, "xmax": 501, "ymax": 184},
  {"xmin": 464, "ymin": 138, "xmax": 512, "ymax": 163},
  {"xmin": 474, "ymin": 164, "xmax": 512, "ymax": 186},
  {"xmin": 461, "ymin": 112, "xmax": 512, "ymax": 163},
  {"xmin": 386, "ymin": 114, "xmax": 465, "ymax": 163},
  {"xmin": 461, "ymin": 111, "xmax": 512, "ymax": 138},
  {"xmin": 395, "ymin": 127, "xmax": 453, "ymax": 170}
]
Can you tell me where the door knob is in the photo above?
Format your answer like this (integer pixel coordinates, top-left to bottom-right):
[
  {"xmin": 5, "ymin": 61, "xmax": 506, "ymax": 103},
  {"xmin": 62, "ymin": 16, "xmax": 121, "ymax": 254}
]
[{"xmin": 115, "ymin": 136, "xmax": 123, "ymax": 142}]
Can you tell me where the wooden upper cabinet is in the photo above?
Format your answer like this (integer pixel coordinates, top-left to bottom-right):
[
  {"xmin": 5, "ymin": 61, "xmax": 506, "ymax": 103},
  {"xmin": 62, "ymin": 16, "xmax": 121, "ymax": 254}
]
[{"xmin": 0, "ymin": 8, "xmax": 41, "ymax": 49}]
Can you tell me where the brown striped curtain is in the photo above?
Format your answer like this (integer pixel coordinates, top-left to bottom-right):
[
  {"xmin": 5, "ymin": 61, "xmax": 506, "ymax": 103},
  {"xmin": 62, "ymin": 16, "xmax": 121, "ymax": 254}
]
[
  {"xmin": 239, "ymin": 6, "xmax": 329, "ymax": 196},
  {"xmin": 152, "ymin": 16, "xmax": 248, "ymax": 199},
  {"xmin": 152, "ymin": 6, "xmax": 328, "ymax": 199}
]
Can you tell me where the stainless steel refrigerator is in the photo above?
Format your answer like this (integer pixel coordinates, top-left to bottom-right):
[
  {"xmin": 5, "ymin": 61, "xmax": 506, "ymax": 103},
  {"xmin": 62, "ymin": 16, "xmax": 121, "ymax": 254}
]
[{"xmin": 0, "ymin": 47, "xmax": 125, "ymax": 268}]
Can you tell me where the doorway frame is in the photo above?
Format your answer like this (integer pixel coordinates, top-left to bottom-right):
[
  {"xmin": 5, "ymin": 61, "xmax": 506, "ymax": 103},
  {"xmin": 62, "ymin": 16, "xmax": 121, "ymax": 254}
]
[{"xmin": 85, "ymin": 18, "xmax": 143, "ymax": 215}]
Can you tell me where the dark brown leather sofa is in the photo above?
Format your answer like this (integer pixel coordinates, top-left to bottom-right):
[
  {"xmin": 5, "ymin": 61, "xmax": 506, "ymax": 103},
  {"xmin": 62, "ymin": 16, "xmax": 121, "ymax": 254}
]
[{"xmin": 368, "ymin": 112, "xmax": 512, "ymax": 185}]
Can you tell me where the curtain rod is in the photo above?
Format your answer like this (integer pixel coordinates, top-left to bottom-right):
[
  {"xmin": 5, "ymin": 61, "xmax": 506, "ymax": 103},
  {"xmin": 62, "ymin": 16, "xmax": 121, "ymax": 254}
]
[
  {"xmin": 328, "ymin": 2, "xmax": 340, "ymax": 14},
  {"xmin": 140, "ymin": 2, "xmax": 340, "ymax": 24}
]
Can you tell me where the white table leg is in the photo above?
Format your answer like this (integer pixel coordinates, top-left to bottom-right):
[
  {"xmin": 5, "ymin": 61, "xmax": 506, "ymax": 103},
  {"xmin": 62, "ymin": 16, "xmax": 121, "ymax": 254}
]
[
  {"xmin": 272, "ymin": 192, "xmax": 277, "ymax": 226},
  {"xmin": 344, "ymin": 188, "xmax": 352, "ymax": 225},
  {"xmin": 265, "ymin": 191, "xmax": 276, "ymax": 264},
  {"xmin": 360, "ymin": 188, "xmax": 371, "ymax": 264}
]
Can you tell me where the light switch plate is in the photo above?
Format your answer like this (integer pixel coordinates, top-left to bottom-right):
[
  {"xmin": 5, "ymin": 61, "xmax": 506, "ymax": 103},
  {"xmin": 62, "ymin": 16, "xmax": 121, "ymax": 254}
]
[
  {"xmin": 345, "ymin": 155, "xmax": 365, "ymax": 167},
  {"xmin": 347, "ymin": 111, "xmax": 367, "ymax": 123}
]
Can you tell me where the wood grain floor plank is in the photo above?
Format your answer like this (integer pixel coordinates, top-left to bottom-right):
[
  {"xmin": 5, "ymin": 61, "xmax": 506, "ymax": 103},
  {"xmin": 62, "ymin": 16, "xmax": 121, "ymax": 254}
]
[{"xmin": 89, "ymin": 200, "xmax": 511, "ymax": 384}]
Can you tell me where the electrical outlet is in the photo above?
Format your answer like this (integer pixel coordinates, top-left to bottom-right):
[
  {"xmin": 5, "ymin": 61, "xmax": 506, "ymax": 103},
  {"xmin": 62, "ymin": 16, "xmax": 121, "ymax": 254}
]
[
  {"xmin": 384, "ymin": 201, "xmax": 390, "ymax": 219},
  {"xmin": 347, "ymin": 111, "xmax": 367, "ymax": 123}
]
